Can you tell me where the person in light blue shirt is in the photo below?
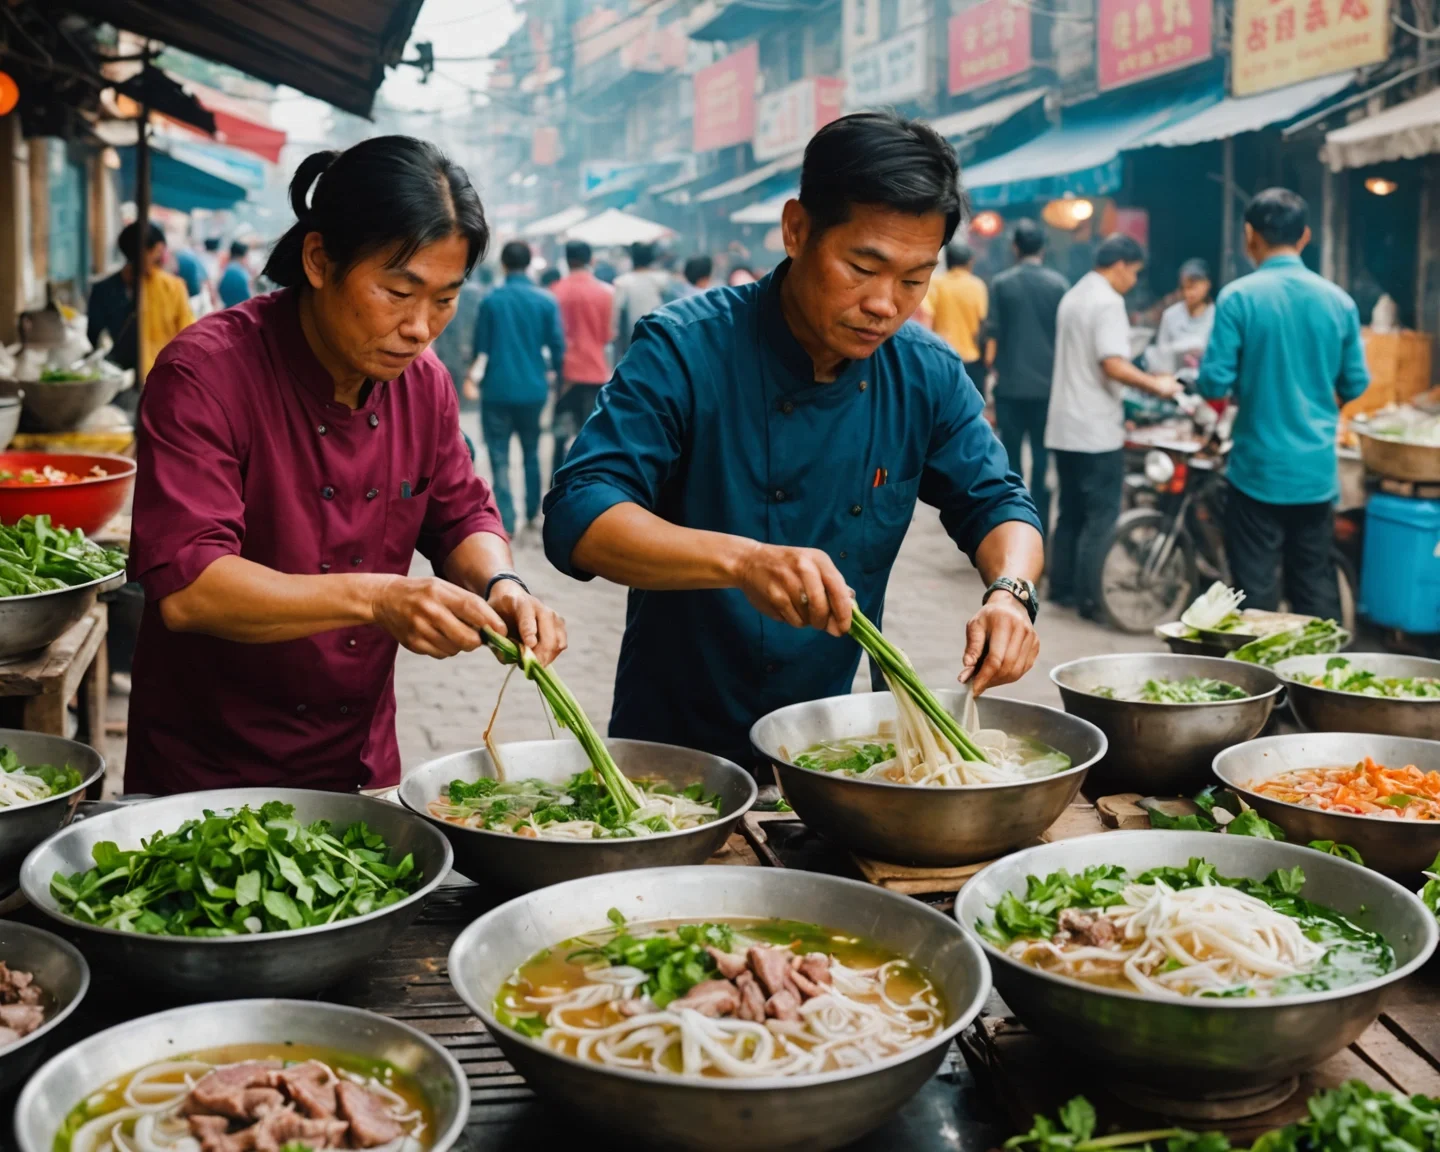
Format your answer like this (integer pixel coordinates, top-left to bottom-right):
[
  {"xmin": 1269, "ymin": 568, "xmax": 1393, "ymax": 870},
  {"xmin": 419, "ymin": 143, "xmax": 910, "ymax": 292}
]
[
  {"xmin": 543, "ymin": 112, "xmax": 1043, "ymax": 769},
  {"xmin": 218, "ymin": 241, "xmax": 253, "ymax": 308},
  {"xmin": 1198, "ymin": 188, "xmax": 1370, "ymax": 618},
  {"xmin": 465, "ymin": 241, "xmax": 564, "ymax": 535}
]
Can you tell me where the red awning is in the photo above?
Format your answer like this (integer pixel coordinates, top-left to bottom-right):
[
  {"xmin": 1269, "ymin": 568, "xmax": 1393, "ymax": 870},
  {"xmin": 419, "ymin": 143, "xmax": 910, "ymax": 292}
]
[{"xmin": 161, "ymin": 76, "xmax": 287, "ymax": 164}]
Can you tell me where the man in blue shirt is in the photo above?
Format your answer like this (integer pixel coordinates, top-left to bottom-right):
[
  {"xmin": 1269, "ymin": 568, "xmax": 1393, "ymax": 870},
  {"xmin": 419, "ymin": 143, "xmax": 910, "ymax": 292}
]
[
  {"xmin": 218, "ymin": 241, "xmax": 253, "ymax": 308},
  {"xmin": 1198, "ymin": 189, "xmax": 1370, "ymax": 618},
  {"xmin": 544, "ymin": 112, "xmax": 1043, "ymax": 768},
  {"xmin": 466, "ymin": 241, "xmax": 565, "ymax": 535}
]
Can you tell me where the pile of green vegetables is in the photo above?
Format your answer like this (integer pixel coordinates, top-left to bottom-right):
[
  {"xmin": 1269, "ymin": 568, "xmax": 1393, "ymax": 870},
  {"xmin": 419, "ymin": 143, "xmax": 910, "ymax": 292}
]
[
  {"xmin": 440, "ymin": 772, "xmax": 719, "ymax": 836},
  {"xmin": 0, "ymin": 515, "xmax": 126, "ymax": 598},
  {"xmin": 1145, "ymin": 785, "xmax": 1363, "ymax": 864},
  {"xmin": 1094, "ymin": 677, "xmax": 1250, "ymax": 704},
  {"xmin": 978, "ymin": 857, "xmax": 1393, "ymax": 995},
  {"xmin": 1179, "ymin": 582, "xmax": 1246, "ymax": 633},
  {"xmin": 1229, "ymin": 619, "xmax": 1348, "ymax": 666},
  {"xmin": 1296, "ymin": 657, "xmax": 1440, "ymax": 700},
  {"xmin": 794, "ymin": 741, "xmax": 895, "ymax": 775},
  {"xmin": 49, "ymin": 801, "xmax": 421, "ymax": 936},
  {"xmin": 1423, "ymin": 851, "xmax": 1440, "ymax": 922},
  {"xmin": 38, "ymin": 368, "xmax": 102, "ymax": 383},
  {"xmin": 0, "ymin": 745, "xmax": 83, "ymax": 807}
]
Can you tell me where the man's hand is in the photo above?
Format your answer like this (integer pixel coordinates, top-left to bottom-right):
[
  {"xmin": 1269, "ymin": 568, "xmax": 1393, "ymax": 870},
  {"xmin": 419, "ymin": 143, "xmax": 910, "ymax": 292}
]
[
  {"xmin": 1153, "ymin": 374, "xmax": 1184, "ymax": 400},
  {"xmin": 734, "ymin": 543, "xmax": 853, "ymax": 635},
  {"xmin": 371, "ymin": 576, "xmax": 507, "ymax": 658},
  {"xmin": 960, "ymin": 593, "xmax": 1039, "ymax": 696},
  {"xmin": 488, "ymin": 580, "xmax": 567, "ymax": 665},
  {"xmin": 462, "ymin": 375, "xmax": 479, "ymax": 402}
]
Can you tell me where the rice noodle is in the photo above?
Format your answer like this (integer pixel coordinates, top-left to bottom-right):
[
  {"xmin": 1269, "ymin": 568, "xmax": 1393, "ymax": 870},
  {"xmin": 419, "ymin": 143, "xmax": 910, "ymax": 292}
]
[{"xmin": 0, "ymin": 768, "xmax": 59, "ymax": 806}]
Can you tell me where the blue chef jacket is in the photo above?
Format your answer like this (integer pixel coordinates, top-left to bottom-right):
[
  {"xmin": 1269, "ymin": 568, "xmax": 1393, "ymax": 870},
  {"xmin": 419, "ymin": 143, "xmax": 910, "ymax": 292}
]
[{"xmin": 543, "ymin": 263, "xmax": 1040, "ymax": 766}]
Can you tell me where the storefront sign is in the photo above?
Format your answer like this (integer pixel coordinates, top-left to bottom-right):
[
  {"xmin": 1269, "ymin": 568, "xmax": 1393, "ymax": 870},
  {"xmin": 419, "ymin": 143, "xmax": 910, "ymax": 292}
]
[
  {"xmin": 1097, "ymin": 0, "xmax": 1212, "ymax": 90},
  {"xmin": 754, "ymin": 77, "xmax": 845, "ymax": 161},
  {"xmin": 532, "ymin": 125, "xmax": 560, "ymax": 167},
  {"xmin": 843, "ymin": 0, "xmax": 883, "ymax": 65},
  {"xmin": 620, "ymin": 19, "xmax": 688, "ymax": 73},
  {"xmin": 693, "ymin": 42, "xmax": 759, "ymax": 152},
  {"xmin": 1231, "ymin": 0, "xmax": 1387, "ymax": 95},
  {"xmin": 948, "ymin": 0, "xmax": 1031, "ymax": 96},
  {"xmin": 846, "ymin": 26, "xmax": 930, "ymax": 108}
]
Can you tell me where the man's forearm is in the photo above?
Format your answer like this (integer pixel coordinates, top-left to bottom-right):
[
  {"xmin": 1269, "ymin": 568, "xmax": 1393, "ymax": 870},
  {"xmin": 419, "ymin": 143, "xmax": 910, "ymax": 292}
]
[
  {"xmin": 974, "ymin": 520, "xmax": 1044, "ymax": 586},
  {"xmin": 443, "ymin": 531, "xmax": 521, "ymax": 597},
  {"xmin": 1102, "ymin": 356, "xmax": 1172, "ymax": 396},
  {"xmin": 571, "ymin": 502, "xmax": 756, "ymax": 590}
]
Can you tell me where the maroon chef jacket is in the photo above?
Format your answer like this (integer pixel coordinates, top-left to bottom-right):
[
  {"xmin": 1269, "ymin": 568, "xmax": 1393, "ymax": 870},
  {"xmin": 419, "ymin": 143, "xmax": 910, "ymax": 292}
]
[{"xmin": 126, "ymin": 289, "xmax": 505, "ymax": 794}]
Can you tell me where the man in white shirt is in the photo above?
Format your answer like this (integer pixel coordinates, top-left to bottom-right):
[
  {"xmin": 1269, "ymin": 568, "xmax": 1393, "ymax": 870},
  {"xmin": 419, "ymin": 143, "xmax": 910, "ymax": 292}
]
[
  {"xmin": 611, "ymin": 242, "xmax": 672, "ymax": 357},
  {"xmin": 1046, "ymin": 235, "xmax": 1181, "ymax": 620}
]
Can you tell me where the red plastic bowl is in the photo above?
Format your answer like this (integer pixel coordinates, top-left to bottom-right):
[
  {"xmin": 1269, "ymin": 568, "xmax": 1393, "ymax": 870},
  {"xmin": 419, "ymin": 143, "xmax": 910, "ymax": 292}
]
[{"xmin": 0, "ymin": 453, "xmax": 136, "ymax": 536}]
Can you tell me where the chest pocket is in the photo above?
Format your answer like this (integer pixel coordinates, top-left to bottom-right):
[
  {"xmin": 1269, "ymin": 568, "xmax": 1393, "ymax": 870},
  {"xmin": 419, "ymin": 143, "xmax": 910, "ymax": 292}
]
[
  {"xmin": 860, "ymin": 474, "xmax": 921, "ymax": 573},
  {"xmin": 384, "ymin": 493, "xmax": 431, "ymax": 570}
]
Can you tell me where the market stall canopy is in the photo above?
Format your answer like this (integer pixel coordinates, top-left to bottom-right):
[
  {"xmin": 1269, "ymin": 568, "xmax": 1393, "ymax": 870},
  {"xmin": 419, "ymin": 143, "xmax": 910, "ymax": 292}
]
[
  {"xmin": 928, "ymin": 88, "xmax": 1047, "ymax": 142},
  {"xmin": 696, "ymin": 151, "xmax": 804, "ymax": 203},
  {"xmin": 162, "ymin": 75, "xmax": 288, "ymax": 164},
  {"xmin": 119, "ymin": 142, "xmax": 248, "ymax": 212},
  {"xmin": 564, "ymin": 209, "xmax": 674, "ymax": 247},
  {"xmin": 62, "ymin": 0, "xmax": 424, "ymax": 117},
  {"xmin": 731, "ymin": 187, "xmax": 794, "ymax": 226},
  {"xmin": 1321, "ymin": 88, "xmax": 1440, "ymax": 172},
  {"xmin": 522, "ymin": 206, "xmax": 590, "ymax": 238},
  {"xmin": 690, "ymin": 0, "xmax": 833, "ymax": 42},
  {"xmin": 1134, "ymin": 74, "xmax": 1352, "ymax": 149}
]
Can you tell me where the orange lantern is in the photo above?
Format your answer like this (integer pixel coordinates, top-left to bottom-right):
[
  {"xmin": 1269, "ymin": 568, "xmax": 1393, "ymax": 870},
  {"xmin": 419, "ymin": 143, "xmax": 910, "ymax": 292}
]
[{"xmin": 0, "ymin": 72, "xmax": 19, "ymax": 117}]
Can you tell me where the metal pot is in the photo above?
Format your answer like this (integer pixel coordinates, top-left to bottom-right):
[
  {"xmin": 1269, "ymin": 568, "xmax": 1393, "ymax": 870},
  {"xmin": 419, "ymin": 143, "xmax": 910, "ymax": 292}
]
[
  {"xmin": 0, "ymin": 570, "xmax": 126, "ymax": 662},
  {"xmin": 1274, "ymin": 654, "xmax": 1440, "ymax": 740},
  {"xmin": 0, "ymin": 921, "xmax": 89, "ymax": 1093},
  {"xmin": 0, "ymin": 728, "xmax": 105, "ymax": 890}
]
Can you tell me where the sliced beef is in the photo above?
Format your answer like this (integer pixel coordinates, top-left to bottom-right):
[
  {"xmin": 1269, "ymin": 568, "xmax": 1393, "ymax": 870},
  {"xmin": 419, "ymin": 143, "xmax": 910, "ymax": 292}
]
[
  {"xmin": 188, "ymin": 1115, "xmax": 233, "ymax": 1152},
  {"xmin": 1055, "ymin": 909, "xmax": 1116, "ymax": 948},
  {"xmin": 0, "ymin": 1002, "xmax": 44, "ymax": 1036},
  {"xmin": 670, "ymin": 980, "xmax": 741, "ymax": 1019},
  {"xmin": 747, "ymin": 946, "xmax": 800, "ymax": 999},
  {"xmin": 734, "ymin": 972, "xmax": 767, "ymax": 1023},
  {"xmin": 798, "ymin": 954, "xmax": 832, "ymax": 986},
  {"xmin": 335, "ymin": 1080, "xmax": 404, "ymax": 1148},
  {"xmin": 706, "ymin": 947, "xmax": 749, "ymax": 980},
  {"xmin": 791, "ymin": 971, "xmax": 827, "ymax": 999},
  {"xmin": 240, "ymin": 1088, "xmax": 286, "ymax": 1119},
  {"xmin": 184, "ymin": 1063, "xmax": 281, "ymax": 1120},
  {"xmin": 276, "ymin": 1061, "xmax": 337, "ymax": 1119},
  {"xmin": 0, "ymin": 963, "xmax": 35, "ymax": 1002},
  {"xmin": 765, "ymin": 988, "xmax": 802, "ymax": 1022}
]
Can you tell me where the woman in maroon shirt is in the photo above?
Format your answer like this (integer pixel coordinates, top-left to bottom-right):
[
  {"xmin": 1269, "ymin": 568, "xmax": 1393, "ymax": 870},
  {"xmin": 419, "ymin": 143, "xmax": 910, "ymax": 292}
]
[{"xmin": 127, "ymin": 137, "xmax": 565, "ymax": 794}]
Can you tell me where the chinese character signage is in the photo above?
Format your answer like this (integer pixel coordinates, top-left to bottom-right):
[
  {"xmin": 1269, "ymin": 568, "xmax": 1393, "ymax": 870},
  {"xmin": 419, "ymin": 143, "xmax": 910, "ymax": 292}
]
[
  {"xmin": 1097, "ymin": 0, "xmax": 1211, "ymax": 91},
  {"xmin": 1231, "ymin": 0, "xmax": 1387, "ymax": 95},
  {"xmin": 693, "ymin": 43, "xmax": 759, "ymax": 152},
  {"xmin": 843, "ymin": 0, "xmax": 883, "ymax": 66},
  {"xmin": 948, "ymin": 0, "xmax": 1031, "ymax": 96},
  {"xmin": 846, "ymin": 26, "xmax": 930, "ymax": 108},
  {"xmin": 755, "ymin": 77, "xmax": 846, "ymax": 161}
]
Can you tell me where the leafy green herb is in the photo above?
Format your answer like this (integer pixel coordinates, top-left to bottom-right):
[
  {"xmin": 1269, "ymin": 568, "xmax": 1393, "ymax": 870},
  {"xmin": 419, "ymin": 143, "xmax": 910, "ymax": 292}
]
[
  {"xmin": 438, "ymin": 770, "xmax": 720, "ymax": 837},
  {"xmin": 1094, "ymin": 677, "xmax": 1250, "ymax": 703},
  {"xmin": 0, "ymin": 515, "xmax": 126, "ymax": 599},
  {"xmin": 49, "ymin": 801, "xmax": 421, "ymax": 936},
  {"xmin": 566, "ymin": 909, "xmax": 736, "ymax": 1008},
  {"xmin": 795, "ymin": 741, "xmax": 896, "ymax": 775},
  {"xmin": 0, "ymin": 744, "xmax": 83, "ymax": 805},
  {"xmin": 1229, "ymin": 619, "xmax": 1348, "ymax": 666},
  {"xmin": 1421, "ymin": 851, "xmax": 1440, "ymax": 922},
  {"xmin": 495, "ymin": 1005, "xmax": 547, "ymax": 1038},
  {"xmin": 1148, "ymin": 787, "xmax": 1361, "ymax": 862},
  {"xmin": 1297, "ymin": 657, "xmax": 1440, "ymax": 700},
  {"xmin": 1226, "ymin": 810, "xmax": 1284, "ymax": 839}
]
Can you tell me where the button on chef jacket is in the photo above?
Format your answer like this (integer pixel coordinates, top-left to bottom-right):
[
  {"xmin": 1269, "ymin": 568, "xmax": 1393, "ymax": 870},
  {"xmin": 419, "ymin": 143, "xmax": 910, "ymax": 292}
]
[
  {"xmin": 126, "ymin": 289, "xmax": 506, "ymax": 794},
  {"xmin": 543, "ymin": 262, "xmax": 1040, "ymax": 768}
]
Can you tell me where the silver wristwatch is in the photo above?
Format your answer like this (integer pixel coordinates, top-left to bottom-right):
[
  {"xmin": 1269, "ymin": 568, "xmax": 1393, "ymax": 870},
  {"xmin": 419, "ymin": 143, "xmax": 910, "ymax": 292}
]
[{"xmin": 984, "ymin": 576, "xmax": 1038, "ymax": 623}]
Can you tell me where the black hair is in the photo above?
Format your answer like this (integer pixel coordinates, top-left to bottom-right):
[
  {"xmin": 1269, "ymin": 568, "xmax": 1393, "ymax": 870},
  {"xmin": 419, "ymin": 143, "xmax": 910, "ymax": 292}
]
[
  {"xmin": 629, "ymin": 242, "xmax": 655, "ymax": 269},
  {"xmin": 1245, "ymin": 187, "xmax": 1308, "ymax": 247},
  {"xmin": 263, "ymin": 136, "xmax": 488, "ymax": 288},
  {"xmin": 684, "ymin": 254, "xmax": 713, "ymax": 285},
  {"xmin": 500, "ymin": 241, "xmax": 532, "ymax": 271},
  {"xmin": 540, "ymin": 267, "xmax": 562, "ymax": 288},
  {"xmin": 118, "ymin": 221, "xmax": 165, "ymax": 265},
  {"xmin": 799, "ymin": 111, "xmax": 965, "ymax": 244},
  {"xmin": 1012, "ymin": 219, "xmax": 1044, "ymax": 257},
  {"xmin": 1095, "ymin": 234, "xmax": 1145, "ymax": 269},
  {"xmin": 1179, "ymin": 258, "xmax": 1211, "ymax": 283},
  {"xmin": 229, "ymin": 240, "xmax": 249, "ymax": 259},
  {"xmin": 945, "ymin": 241, "xmax": 973, "ymax": 268},
  {"xmin": 203, "ymin": 237, "xmax": 221, "ymax": 252},
  {"xmin": 565, "ymin": 240, "xmax": 592, "ymax": 268}
]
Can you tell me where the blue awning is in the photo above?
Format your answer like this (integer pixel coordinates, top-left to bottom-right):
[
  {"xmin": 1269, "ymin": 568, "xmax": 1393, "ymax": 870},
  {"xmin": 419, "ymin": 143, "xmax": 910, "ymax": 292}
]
[
  {"xmin": 1131, "ymin": 73, "xmax": 1352, "ymax": 149},
  {"xmin": 963, "ymin": 88, "xmax": 1222, "ymax": 208},
  {"xmin": 691, "ymin": 0, "xmax": 834, "ymax": 41},
  {"xmin": 120, "ymin": 145, "xmax": 248, "ymax": 213}
]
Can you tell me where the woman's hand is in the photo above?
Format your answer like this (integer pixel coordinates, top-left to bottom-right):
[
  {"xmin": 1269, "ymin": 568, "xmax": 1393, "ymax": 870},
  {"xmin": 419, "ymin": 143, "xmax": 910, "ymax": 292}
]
[
  {"xmin": 487, "ymin": 580, "xmax": 567, "ymax": 665},
  {"xmin": 371, "ymin": 575, "xmax": 507, "ymax": 658}
]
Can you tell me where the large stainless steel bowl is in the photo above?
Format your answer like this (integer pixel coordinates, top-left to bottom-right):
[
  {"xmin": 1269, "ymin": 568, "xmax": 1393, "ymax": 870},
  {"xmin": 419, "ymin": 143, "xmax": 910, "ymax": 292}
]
[
  {"xmin": 1214, "ymin": 732, "xmax": 1440, "ymax": 877},
  {"xmin": 750, "ymin": 693, "xmax": 1106, "ymax": 866},
  {"xmin": 1355, "ymin": 428, "xmax": 1440, "ymax": 483},
  {"xmin": 19, "ymin": 788, "xmax": 453, "ymax": 998},
  {"xmin": 0, "ymin": 393, "xmax": 20, "ymax": 449},
  {"xmin": 1050, "ymin": 654, "xmax": 1282, "ymax": 796},
  {"xmin": 14, "ymin": 999, "xmax": 469, "ymax": 1152},
  {"xmin": 0, "ymin": 921, "xmax": 89, "ymax": 1093},
  {"xmin": 1, "ymin": 374, "xmax": 127, "ymax": 432},
  {"xmin": 956, "ymin": 831, "xmax": 1437, "ymax": 1111},
  {"xmin": 449, "ymin": 865, "xmax": 991, "ymax": 1152},
  {"xmin": 1274, "ymin": 654, "xmax": 1440, "ymax": 740},
  {"xmin": 0, "ymin": 729, "xmax": 104, "ymax": 889},
  {"xmin": 0, "ymin": 570, "xmax": 126, "ymax": 662},
  {"xmin": 399, "ymin": 739, "xmax": 757, "ymax": 896}
]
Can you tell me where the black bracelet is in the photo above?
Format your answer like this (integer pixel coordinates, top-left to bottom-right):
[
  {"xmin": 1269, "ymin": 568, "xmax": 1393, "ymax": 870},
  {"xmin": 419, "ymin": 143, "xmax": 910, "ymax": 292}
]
[{"xmin": 484, "ymin": 572, "xmax": 529, "ymax": 599}]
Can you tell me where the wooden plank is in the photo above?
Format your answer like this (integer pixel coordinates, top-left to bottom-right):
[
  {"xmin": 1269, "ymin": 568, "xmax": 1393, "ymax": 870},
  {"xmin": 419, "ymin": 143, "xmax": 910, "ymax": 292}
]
[
  {"xmin": 0, "ymin": 607, "xmax": 101, "ymax": 697},
  {"xmin": 1353, "ymin": 1019, "xmax": 1440, "ymax": 1096}
]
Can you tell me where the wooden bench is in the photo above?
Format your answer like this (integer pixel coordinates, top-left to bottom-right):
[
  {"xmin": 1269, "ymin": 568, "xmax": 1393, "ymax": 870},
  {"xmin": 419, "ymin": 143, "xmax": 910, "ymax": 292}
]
[{"xmin": 0, "ymin": 603, "xmax": 108, "ymax": 766}]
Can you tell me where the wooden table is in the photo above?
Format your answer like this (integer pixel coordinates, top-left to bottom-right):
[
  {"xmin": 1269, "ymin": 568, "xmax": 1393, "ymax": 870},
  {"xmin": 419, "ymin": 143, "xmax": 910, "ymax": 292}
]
[{"xmin": 0, "ymin": 604, "xmax": 107, "ymax": 760}]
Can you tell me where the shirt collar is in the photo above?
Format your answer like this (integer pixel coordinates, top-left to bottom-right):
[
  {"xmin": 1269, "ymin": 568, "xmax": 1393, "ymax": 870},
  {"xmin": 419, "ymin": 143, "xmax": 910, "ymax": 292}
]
[
  {"xmin": 505, "ymin": 272, "xmax": 531, "ymax": 285},
  {"xmin": 1261, "ymin": 253, "xmax": 1304, "ymax": 269},
  {"xmin": 758, "ymin": 259, "xmax": 870, "ymax": 391},
  {"xmin": 267, "ymin": 288, "xmax": 386, "ymax": 411}
]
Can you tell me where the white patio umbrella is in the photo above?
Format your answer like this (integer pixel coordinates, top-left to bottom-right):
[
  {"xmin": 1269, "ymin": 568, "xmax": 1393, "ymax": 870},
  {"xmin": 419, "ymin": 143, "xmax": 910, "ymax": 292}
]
[{"xmin": 563, "ymin": 208, "xmax": 674, "ymax": 248}]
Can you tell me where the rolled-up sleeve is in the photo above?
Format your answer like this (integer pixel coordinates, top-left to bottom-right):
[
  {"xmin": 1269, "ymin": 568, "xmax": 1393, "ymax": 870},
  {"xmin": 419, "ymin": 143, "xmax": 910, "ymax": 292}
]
[
  {"xmin": 418, "ymin": 376, "xmax": 507, "ymax": 566},
  {"xmin": 920, "ymin": 357, "xmax": 1041, "ymax": 562},
  {"xmin": 131, "ymin": 358, "xmax": 246, "ymax": 602},
  {"xmin": 542, "ymin": 317, "xmax": 692, "ymax": 580}
]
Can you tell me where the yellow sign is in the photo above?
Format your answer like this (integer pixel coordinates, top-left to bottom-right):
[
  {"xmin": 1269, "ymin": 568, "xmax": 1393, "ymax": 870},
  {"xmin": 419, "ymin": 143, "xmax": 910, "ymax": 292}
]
[{"xmin": 1231, "ymin": 0, "xmax": 1389, "ymax": 96}]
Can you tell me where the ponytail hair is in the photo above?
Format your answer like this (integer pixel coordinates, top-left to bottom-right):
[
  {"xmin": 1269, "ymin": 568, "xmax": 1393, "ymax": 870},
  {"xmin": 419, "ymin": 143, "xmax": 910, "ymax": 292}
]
[{"xmin": 263, "ymin": 136, "xmax": 489, "ymax": 288}]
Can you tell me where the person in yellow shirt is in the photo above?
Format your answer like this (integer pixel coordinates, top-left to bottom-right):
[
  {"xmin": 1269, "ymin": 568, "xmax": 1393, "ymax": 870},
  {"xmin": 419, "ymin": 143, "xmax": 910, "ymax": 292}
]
[
  {"xmin": 926, "ymin": 241, "xmax": 988, "ymax": 383},
  {"xmin": 87, "ymin": 221, "xmax": 195, "ymax": 391}
]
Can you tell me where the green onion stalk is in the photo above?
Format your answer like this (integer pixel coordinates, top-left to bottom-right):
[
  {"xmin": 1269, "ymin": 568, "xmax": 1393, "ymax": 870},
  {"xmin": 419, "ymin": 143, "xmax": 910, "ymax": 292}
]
[
  {"xmin": 482, "ymin": 628, "xmax": 644, "ymax": 820},
  {"xmin": 847, "ymin": 607, "xmax": 990, "ymax": 765}
]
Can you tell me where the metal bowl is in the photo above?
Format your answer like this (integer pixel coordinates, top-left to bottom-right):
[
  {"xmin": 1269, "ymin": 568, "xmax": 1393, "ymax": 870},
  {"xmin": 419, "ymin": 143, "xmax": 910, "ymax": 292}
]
[
  {"xmin": 1355, "ymin": 428, "xmax": 1440, "ymax": 483},
  {"xmin": 956, "ymin": 831, "xmax": 1437, "ymax": 1113},
  {"xmin": 449, "ymin": 865, "xmax": 991, "ymax": 1152},
  {"xmin": 14, "ymin": 999, "xmax": 469, "ymax": 1152},
  {"xmin": 0, "ymin": 569, "xmax": 126, "ymax": 662},
  {"xmin": 1214, "ymin": 732, "xmax": 1440, "ymax": 877},
  {"xmin": 749, "ymin": 693, "xmax": 1105, "ymax": 866},
  {"xmin": 0, "ymin": 921, "xmax": 89, "ymax": 1093},
  {"xmin": 19, "ymin": 788, "xmax": 453, "ymax": 998},
  {"xmin": 399, "ymin": 739, "xmax": 756, "ymax": 896},
  {"xmin": 0, "ymin": 375, "xmax": 127, "ymax": 433},
  {"xmin": 1274, "ymin": 654, "xmax": 1440, "ymax": 740},
  {"xmin": 0, "ymin": 393, "xmax": 20, "ymax": 450},
  {"xmin": 1050, "ymin": 654, "xmax": 1282, "ymax": 796},
  {"xmin": 0, "ymin": 729, "xmax": 105, "ymax": 889}
]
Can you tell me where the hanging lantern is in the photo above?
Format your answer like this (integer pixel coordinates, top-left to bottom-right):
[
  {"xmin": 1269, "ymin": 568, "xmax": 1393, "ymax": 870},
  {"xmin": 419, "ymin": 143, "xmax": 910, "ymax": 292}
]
[
  {"xmin": 970, "ymin": 211, "xmax": 1004, "ymax": 238},
  {"xmin": 1364, "ymin": 177, "xmax": 1399, "ymax": 197},
  {"xmin": 0, "ymin": 72, "xmax": 19, "ymax": 117},
  {"xmin": 1042, "ymin": 196, "xmax": 1095, "ymax": 231}
]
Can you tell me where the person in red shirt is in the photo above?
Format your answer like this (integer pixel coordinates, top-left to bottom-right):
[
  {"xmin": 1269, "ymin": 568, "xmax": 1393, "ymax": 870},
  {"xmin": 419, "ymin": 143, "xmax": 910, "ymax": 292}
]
[
  {"xmin": 126, "ymin": 136, "xmax": 566, "ymax": 795},
  {"xmin": 549, "ymin": 240, "xmax": 615, "ymax": 483}
]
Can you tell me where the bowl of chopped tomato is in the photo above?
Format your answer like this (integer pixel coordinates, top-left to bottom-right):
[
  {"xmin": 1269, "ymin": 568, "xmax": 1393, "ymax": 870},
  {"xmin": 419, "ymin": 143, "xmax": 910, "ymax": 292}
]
[{"xmin": 0, "ymin": 453, "xmax": 135, "ymax": 535}]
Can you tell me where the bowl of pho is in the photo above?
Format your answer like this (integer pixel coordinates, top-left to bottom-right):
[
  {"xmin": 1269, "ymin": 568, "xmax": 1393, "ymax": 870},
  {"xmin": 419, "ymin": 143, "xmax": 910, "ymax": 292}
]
[
  {"xmin": 0, "ymin": 729, "xmax": 104, "ymax": 891},
  {"xmin": 750, "ymin": 692, "xmax": 1104, "ymax": 866},
  {"xmin": 0, "ymin": 921, "xmax": 89, "ymax": 1093},
  {"xmin": 1050, "ymin": 653, "xmax": 1282, "ymax": 796},
  {"xmin": 15, "ymin": 999, "xmax": 469, "ymax": 1152},
  {"xmin": 1214, "ymin": 731, "xmax": 1440, "ymax": 877},
  {"xmin": 1274, "ymin": 654, "xmax": 1440, "ymax": 740},
  {"xmin": 19, "ymin": 788, "xmax": 452, "ymax": 999},
  {"xmin": 449, "ymin": 865, "xmax": 989, "ymax": 1152},
  {"xmin": 957, "ymin": 830, "xmax": 1436, "ymax": 1115},
  {"xmin": 399, "ymin": 739, "xmax": 756, "ymax": 896}
]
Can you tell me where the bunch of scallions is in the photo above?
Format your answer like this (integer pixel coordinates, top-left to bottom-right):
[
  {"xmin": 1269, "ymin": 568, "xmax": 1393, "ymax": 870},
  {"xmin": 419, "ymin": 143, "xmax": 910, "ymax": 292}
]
[{"xmin": 482, "ymin": 628, "xmax": 644, "ymax": 821}]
